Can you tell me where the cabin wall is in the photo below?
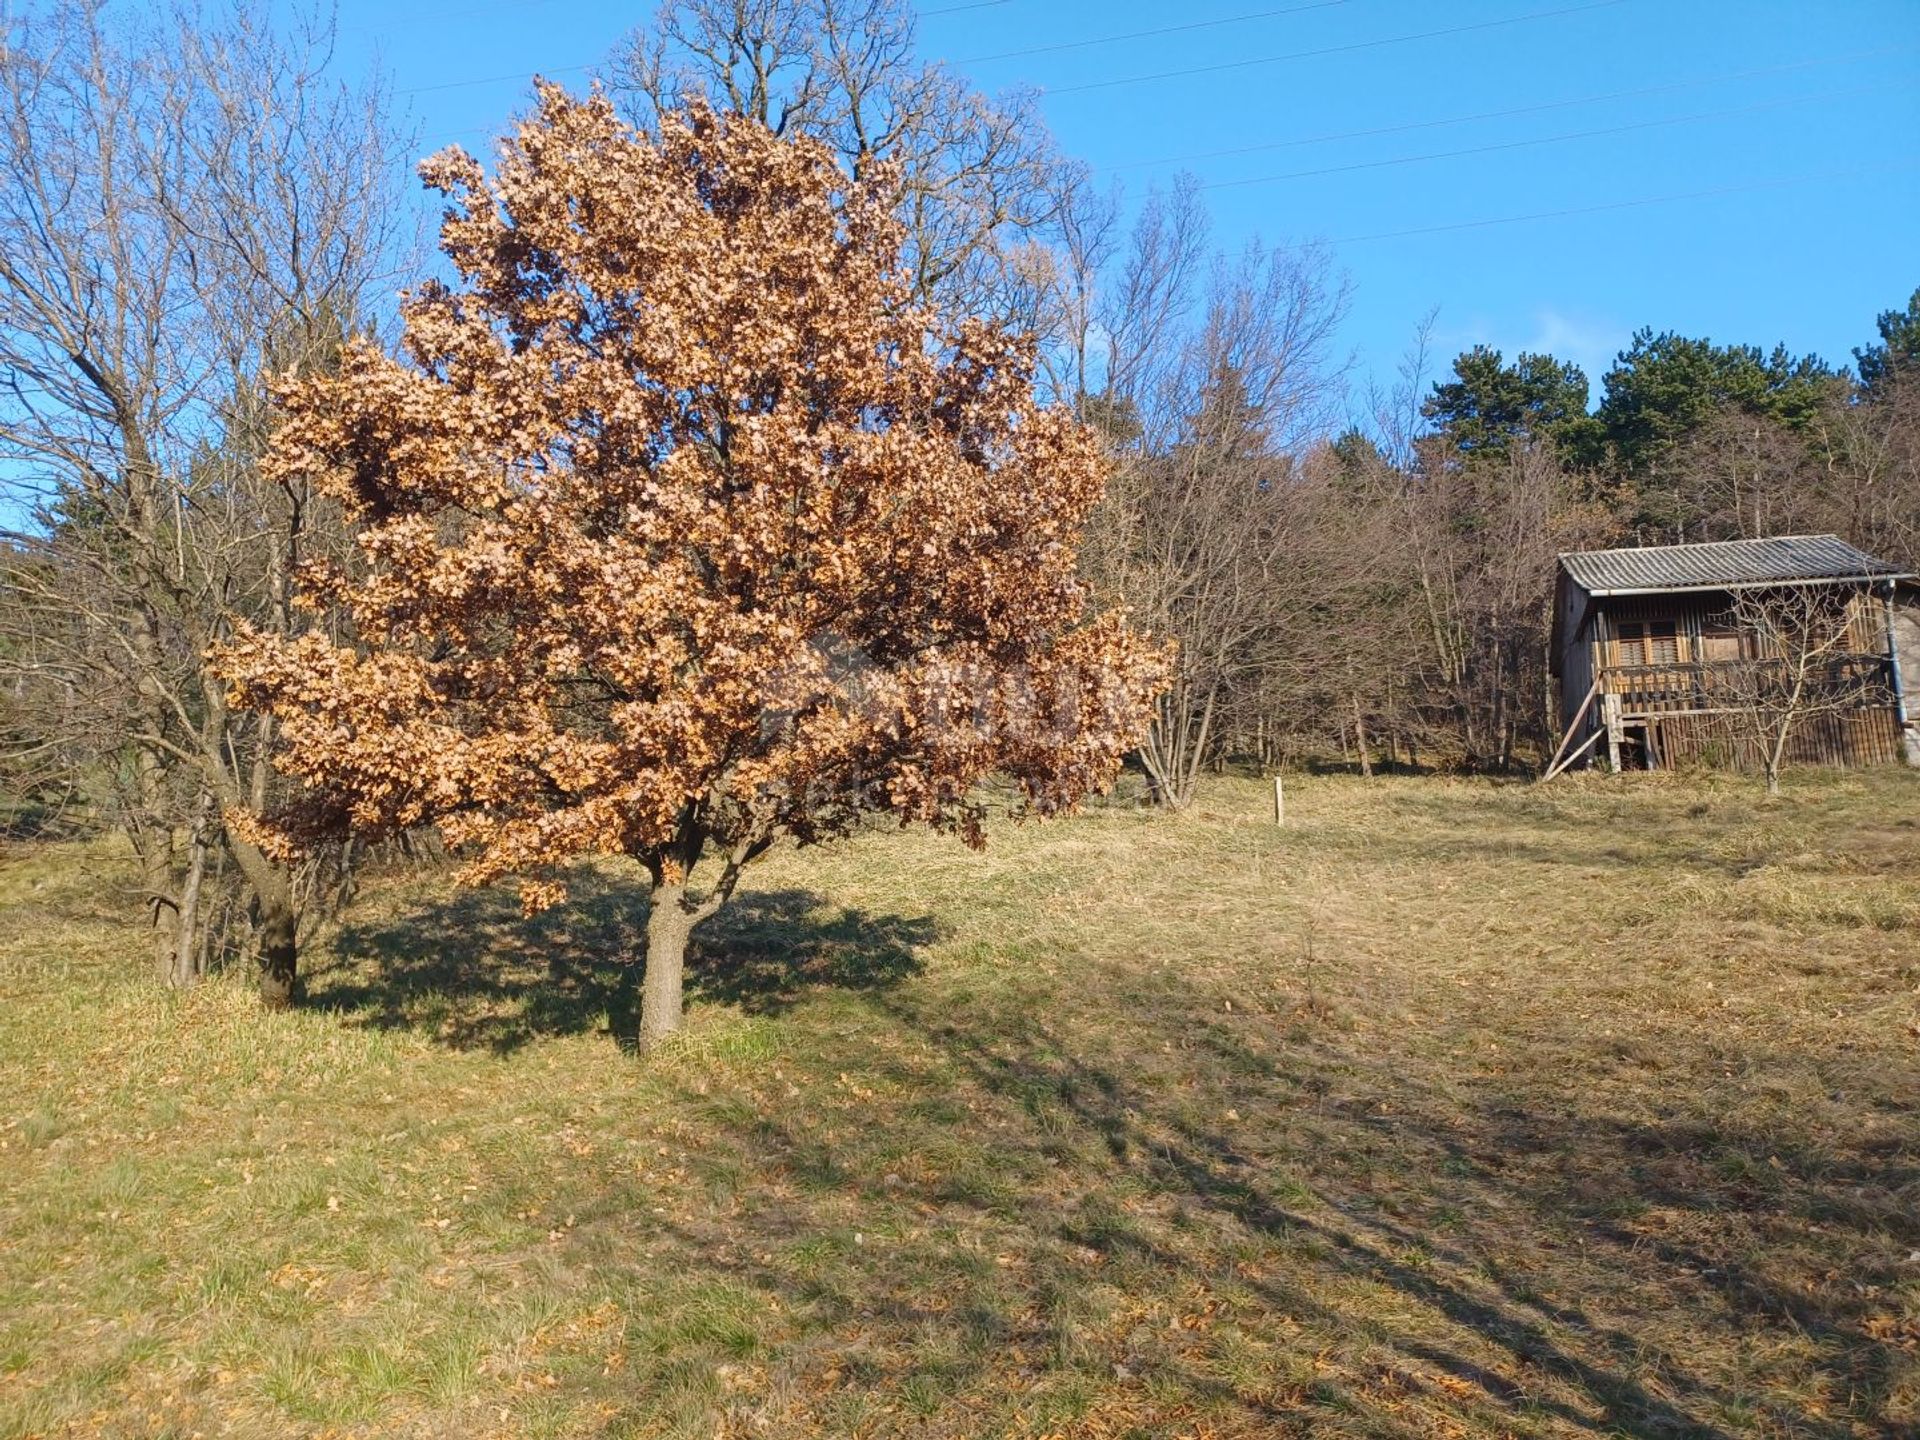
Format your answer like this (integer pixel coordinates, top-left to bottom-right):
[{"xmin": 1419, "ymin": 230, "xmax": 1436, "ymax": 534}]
[
  {"xmin": 1590, "ymin": 589, "xmax": 1888, "ymax": 670},
  {"xmin": 1559, "ymin": 613, "xmax": 1595, "ymax": 733},
  {"xmin": 1552, "ymin": 571, "xmax": 1589, "ymax": 728},
  {"xmin": 1638, "ymin": 709, "xmax": 1906, "ymax": 771},
  {"xmin": 1571, "ymin": 581, "xmax": 1906, "ymax": 774}
]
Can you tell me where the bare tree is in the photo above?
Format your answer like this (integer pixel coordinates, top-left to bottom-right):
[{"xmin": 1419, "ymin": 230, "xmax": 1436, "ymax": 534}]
[
  {"xmin": 1808, "ymin": 375, "xmax": 1920, "ymax": 573},
  {"xmin": 0, "ymin": 1, "xmax": 411, "ymax": 997},
  {"xmin": 1387, "ymin": 437, "xmax": 1608, "ymax": 770},
  {"xmin": 1297, "ymin": 316, "xmax": 1617, "ymax": 775},
  {"xmin": 1673, "ymin": 409, "xmax": 1827, "ymax": 542},
  {"xmin": 1096, "ymin": 176, "xmax": 1211, "ymax": 422},
  {"xmin": 1084, "ymin": 238, "xmax": 1350, "ymax": 806},
  {"xmin": 1717, "ymin": 585, "xmax": 1895, "ymax": 796},
  {"xmin": 1650, "ymin": 364, "xmax": 1920, "ymax": 571},
  {"xmin": 606, "ymin": 0, "xmax": 1076, "ymax": 325}
]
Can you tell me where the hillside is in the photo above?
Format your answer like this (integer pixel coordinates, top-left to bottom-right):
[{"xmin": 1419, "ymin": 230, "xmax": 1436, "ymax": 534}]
[{"xmin": 3, "ymin": 771, "xmax": 1918, "ymax": 1438}]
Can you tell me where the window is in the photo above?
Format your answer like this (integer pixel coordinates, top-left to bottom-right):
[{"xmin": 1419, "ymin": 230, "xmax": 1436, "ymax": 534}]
[
  {"xmin": 1698, "ymin": 620, "xmax": 1743, "ymax": 662},
  {"xmin": 1614, "ymin": 619, "xmax": 1679, "ymax": 665}
]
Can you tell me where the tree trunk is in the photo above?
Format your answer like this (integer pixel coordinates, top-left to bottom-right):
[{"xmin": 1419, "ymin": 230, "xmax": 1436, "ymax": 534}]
[
  {"xmin": 641, "ymin": 883, "xmax": 695, "ymax": 1050},
  {"xmin": 170, "ymin": 792, "xmax": 214, "ymax": 989},
  {"xmin": 226, "ymin": 830, "xmax": 299, "ymax": 1007},
  {"xmin": 1765, "ymin": 726, "xmax": 1789, "ymax": 798},
  {"xmin": 254, "ymin": 880, "xmax": 298, "ymax": 1007},
  {"xmin": 1764, "ymin": 674, "xmax": 1805, "ymax": 800},
  {"xmin": 135, "ymin": 744, "xmax": 178, "ymax": 979},
  {"xmin": 1352, "ymin": 694, "xmax": 1373, "ymax": 779}
]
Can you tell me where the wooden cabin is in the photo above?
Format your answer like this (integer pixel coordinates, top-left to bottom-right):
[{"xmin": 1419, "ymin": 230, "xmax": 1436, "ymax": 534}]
[{"xmin": 1549, "ymin": 535, "xmax": 1919, "ymax": 774}]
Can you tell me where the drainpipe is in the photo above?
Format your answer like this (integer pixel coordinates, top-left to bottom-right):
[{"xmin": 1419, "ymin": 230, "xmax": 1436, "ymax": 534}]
[
  {"xmin": 1885, "ymin": 579, "xmax": 1916, "ymax": 767},
  {"xmin": 1888, "ymin": 581, "xmax": 1910, "ymax": 722}
]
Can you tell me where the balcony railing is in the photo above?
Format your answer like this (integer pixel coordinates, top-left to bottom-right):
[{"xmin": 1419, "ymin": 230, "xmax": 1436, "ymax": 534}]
[{"xmin": 1599, "ymin": 655, "xmax": 1896, "ymax": 717}]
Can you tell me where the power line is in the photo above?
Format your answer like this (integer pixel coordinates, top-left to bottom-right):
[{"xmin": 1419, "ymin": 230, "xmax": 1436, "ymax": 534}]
[
  {"xmin": 1045, "ymin": 0, "xmax": 1631, "ymax": 97},
  {"xmin": 1107, "ymin": 45, "xmax": 1913, "ymax": 173},
  {"xmin": 1332, "ymin": 158, "xmax": 1919, "ymax": 243},
  {"xmin": 958, "ymin": 0, "xmax": 1351, "ymax": 66},
  {"xmin": 399, "ymin": 0, "xmax": 1011, "ymax": 95},
  {"xmin": 1201, "ymin": 82, "xmax": 1894, "ymax": 191}
]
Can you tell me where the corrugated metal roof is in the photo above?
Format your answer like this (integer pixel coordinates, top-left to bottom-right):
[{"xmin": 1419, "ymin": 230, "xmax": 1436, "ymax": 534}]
[{"xmin": 1558, "ymin": 534, "xmax": 1911, "ymax": 595}]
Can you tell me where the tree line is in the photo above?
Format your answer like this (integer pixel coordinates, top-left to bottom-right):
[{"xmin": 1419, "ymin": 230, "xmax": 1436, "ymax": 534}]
[
  {"xmin": 2, "ymin": 0, "xmax": 1916, "ymax": 1017},
  {"xmin": 1095, "ymin": 291, "xmax": 1920, "ymax": 799}
]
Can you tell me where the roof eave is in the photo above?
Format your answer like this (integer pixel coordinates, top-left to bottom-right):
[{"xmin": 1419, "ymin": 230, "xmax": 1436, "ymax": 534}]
[{"xmin": 1579, "ymin": 571, "xmax": 1915, "ymax": 598}]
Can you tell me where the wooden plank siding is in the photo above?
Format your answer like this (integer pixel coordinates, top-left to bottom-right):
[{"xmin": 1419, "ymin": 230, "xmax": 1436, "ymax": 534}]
[
  {"xmin": 1636, "ymin": 708, "xmax": 1906, "ymax": 770},
  {"xmin": 1590, "ymin": 590, "xmax": 1887, "ymax": 671}
]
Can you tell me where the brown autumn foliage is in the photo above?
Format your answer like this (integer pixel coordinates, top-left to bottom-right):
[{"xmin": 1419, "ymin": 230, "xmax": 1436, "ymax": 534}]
[{"xmin": 217, "ymin": 86, "xmax": 1167, "ymax": 1046}]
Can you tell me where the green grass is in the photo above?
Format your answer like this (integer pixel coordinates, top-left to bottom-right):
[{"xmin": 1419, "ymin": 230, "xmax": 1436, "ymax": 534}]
[{"xmin": 2, "ymin": 768, "xmax": 1918, "ymax": 1437}]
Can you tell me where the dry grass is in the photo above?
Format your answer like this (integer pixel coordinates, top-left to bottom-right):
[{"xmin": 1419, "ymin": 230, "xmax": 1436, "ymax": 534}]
[{"xmin": 2, "ymin": 768, "xmax": 1918, "ymax": 1438}]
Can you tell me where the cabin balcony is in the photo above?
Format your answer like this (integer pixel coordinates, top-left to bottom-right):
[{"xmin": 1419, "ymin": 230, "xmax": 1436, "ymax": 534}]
[{"xmin": 1598, "ymin": 655, "xmax": 1898, "ymax": 719}]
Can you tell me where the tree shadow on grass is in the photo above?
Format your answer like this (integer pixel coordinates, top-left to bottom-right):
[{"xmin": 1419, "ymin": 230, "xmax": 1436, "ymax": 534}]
[
  {"xmin": 579, "ymin": 985, "xmax": 1705, "ymax": 1436},
  {"xmin": 856, "ymin": 984, "xmax": 1907, "ymax": 1439},
  {"xmin": 591, "ymin": 946, "xmax": 1907, "ymax": 1436},
  {"xmin": 308, "ymin": 871, "xmax": 936, "ymax": 1054}
]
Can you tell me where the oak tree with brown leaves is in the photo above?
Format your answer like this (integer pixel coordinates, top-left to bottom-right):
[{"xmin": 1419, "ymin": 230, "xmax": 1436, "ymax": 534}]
[{"xmin": 219, "ymin": 86, "xmax": 1165, "ymax": 1048}]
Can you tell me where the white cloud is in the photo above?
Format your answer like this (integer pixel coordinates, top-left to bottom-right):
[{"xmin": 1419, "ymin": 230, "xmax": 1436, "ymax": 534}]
[
  {"xmin": 1521, "ymin": 309, "xmax": 1626, "ymax": 391},
  {"xmin": 1423, "ymin": 307, "xmax": 1625, "ymax": 408}
]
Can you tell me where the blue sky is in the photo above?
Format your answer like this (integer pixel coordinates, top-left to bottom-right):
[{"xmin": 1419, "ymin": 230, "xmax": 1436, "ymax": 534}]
[{"xmin": 328, "ymin": 0, "xmax": 1918, "ymax": 410}]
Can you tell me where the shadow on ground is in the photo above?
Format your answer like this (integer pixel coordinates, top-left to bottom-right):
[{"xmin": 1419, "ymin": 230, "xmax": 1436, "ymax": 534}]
[
  {"xmin": 875, "ymin": 992, "xmax": 1906, "ymax": 1438},
  {"xmin": 297, "ymin": 861, "xmax": 1912, "ymax": 1435},
  {"xmin": 586, "ymin": 962, "xmax": 1915, "ymax": 1438},
  {"xmin": 309, "ymin": 872, "xmax": 936, "ymax": 1053}
]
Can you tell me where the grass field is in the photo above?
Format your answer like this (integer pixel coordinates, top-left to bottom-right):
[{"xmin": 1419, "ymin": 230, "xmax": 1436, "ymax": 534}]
[{"xmin": 3, "ymin": 769, "xmax": 1918, "ymax": 1438}]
